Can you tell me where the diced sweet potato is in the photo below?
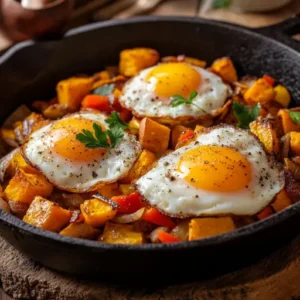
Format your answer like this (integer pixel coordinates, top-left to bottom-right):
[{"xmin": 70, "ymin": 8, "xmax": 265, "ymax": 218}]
[
  {"xmin": 257, "ymin": 206, "xmax": 273, "ymax": 220},
  {"xmin": 42, "ymin": 104, "xmax": 69, "ymax": 120},
  {"xmin": 31, "ymin": 120, "xmax": 52, "ymax": 133},
  {"xmin": 119, "ymin": 184, "xmax": 136, "ymax": 195},
  {"xmin": 120, "ymin": 150, "xmax": 156, "ymax": 184},
  {"xmin": 188, "ymin": 217, "xmax": 236, "ymax": 241},
  {"xmin": 101, "ymin": 222, "xmax": 144, "ymax": 244},
  {"xmin": 278, "ymin": 109, "xmax": 300, "ymax": 134},
  {"xmin": 171, "ymin": 125, "xmax": 189, "ymax": 149},
  {"xmin": 80, "ymin": 198, "xmax": 118, "ymax": 227},
  {"xmin": 249, "ymin": 119, "xmax": 280, "ymax": 154},
  {"xmin": 139, "ymin": 118, "xmax": 170, "ymax": 153},
  {"xmin": 244, "ymin": 78, "xmax": 275, "ymax": 104},
  {"xmin": 60, "ymin": 223, "xmax": 100, "ymax": 239},
  {"xmin": 93, "ymin": 70, "xmax": 110, "ymax": 82},
  {"xmin": 284, "ymin": 158, "xmax": 300, "ymax": 180},
  {"xmin": 7, "ymin": 151, "xmax": 38, "ymax": 177},
  {"xmin": 274, "ymin": 85, "xmax": 291, "ymax": 108},
  {"xmin": 0, "ymin": 128, "xmax": 16, "ymax": 147},
  {"xmin": 289, "ymin": 132, "xmax": 300, "ymax": 156},
  {"xmin": 211, "ymin": 57, "xmax": 238, "ymax": 83},
  {"xmin": 271, "ymin": 190, "xmax": 292, "ymax": 212},
  {"xmin": 128, "ymin": 117, "xmax": 141, "ymax": 135},
  {"xmin": 4, "ymin": 169, "xmax": 53, "ymax": 204},
  {"xmin": 97, "ymin": 183, "xmax": 120, "ymax": 199},
  {"xmin": 119, "ymin": 48, "xmax": 159, "ymax": 77},
  {"xmin": 57, "ymin": 77, "xmax": 93, "ymax": 111},
  {"xmin": 23, "ymin": 196, "xmax": 70, "ymax": 232}
]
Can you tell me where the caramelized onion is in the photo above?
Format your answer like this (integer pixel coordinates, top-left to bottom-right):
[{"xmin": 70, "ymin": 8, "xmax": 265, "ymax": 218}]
[
  {"xmin": 113, "ymin": 208, "xmax": 145, "ymax": 224},
  {"xmin": 0, "ymin": 148, "xmax": 19, "ymax": 182},
  {"xmin": 149, "ymin": 226, "xmax": 169, "ymax": 243}
]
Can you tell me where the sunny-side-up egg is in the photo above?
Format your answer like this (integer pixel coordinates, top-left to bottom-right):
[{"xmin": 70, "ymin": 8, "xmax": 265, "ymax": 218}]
[
  {"xmin": 22, "ymin": 112, "xmax": 141, "ymax": 192},
  {"xmin": 119, "ymin": 62, "xmax": 230, "ymax": 120},
  {"xmin": 136, "ymin": 125, "xmax": 284, "ymax": 217}
]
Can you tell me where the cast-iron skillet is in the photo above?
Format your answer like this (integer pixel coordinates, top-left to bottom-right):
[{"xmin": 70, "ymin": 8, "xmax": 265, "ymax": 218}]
[{"xmin": 0, "ymin": 16, "xmax": 300, "ymax": 278}]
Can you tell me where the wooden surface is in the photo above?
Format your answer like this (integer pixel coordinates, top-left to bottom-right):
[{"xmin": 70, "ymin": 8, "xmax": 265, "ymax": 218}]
[{"xmin": 1, "ymin": 0, "xmax": 300, "ymax": 299}]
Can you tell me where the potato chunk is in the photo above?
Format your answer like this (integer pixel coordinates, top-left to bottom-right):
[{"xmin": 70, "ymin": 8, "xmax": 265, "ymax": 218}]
[
  {"xmin": 274, "ymin": 85, "xmax": 291, "ymax": 108},
  {"xmin": 60, "ymin": 223, "xmax": 100, "ymax": 239},
  {"xmin": 5, "ymin": 170, "xmax": 53, "ymax": 204},
  {"xmin": 97, "ymin": 183, "xmax": 120, "ymax": 199},
  {"xmin": 244, "ymin": 78, "xmax": 275, "ymax": 104},
  {"xmin": 249, "ymin": 119, "xmax": 279, "ymax": 154},
  {"xmin": 101, "ymin": 222, "xmax": 144, "ymax": 245},
  {"xmin": 278, "ymin": 109, "xmax": 300, "ymax": 134},
  {"xmin": 120, "ymin": 150, "xmax": 156, "ymax": 184},
  {"xmin": 211, "ymin": 57, "xmax": 238, "ymax": 83},
  {"xmin": 80, "ymin": 198, "xmax": 118, "ymax": 227},
  {"xmin": 7, "ymin": 151, "xmax": 38, "ymax": 177},
  {"xmin": 56, "ymin": 77, "xmax": 93, "ymax": 111},
  {"xmin": 271, "ymin": 190, "xmax": 292, "ymax": 212},
  {"xmin": 139, "ymin": 118, "xmax": 170, "ymax": 153},
  {"xmin": 119, "ymin": 48, "xmax": 159, "ymax": 77},
  {"xmin": 188, "ymin": 217, "xmax": 236, "ymax": 241},
  {"xmin": 23, "ymin": 196, "xmax": 70, "ymax": 232},
  {"xmin": 290, "ymin": 132, "xmax": 300, "ymax": 156}
]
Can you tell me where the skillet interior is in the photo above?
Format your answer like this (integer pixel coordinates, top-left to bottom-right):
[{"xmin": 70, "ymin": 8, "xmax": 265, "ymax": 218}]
[{"xmin": 0, "ymin": 16, "xmax": 300, "ymax": 278}]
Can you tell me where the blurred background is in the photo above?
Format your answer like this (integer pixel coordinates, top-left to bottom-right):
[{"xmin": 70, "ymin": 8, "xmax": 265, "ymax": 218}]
[{"xmin": 0, "ymin": 0, "xmax": 300, "ymax": 52}]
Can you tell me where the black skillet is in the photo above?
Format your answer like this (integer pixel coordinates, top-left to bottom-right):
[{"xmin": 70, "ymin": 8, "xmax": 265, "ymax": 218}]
[{"xmin": 0, "ymin": 16, "xmax": 300, "ymax": 279}]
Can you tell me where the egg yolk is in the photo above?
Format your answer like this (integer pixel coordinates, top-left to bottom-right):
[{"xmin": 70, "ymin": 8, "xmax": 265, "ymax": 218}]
[
  {"xmin": 52, "ymin": 118, "xmax": 107, "ymax": 162},
  {"xmin": 177, "ymin": 145, "xmax": 252, "ymax": 192},
  {"xmin": 146, "ymin": 63, "xmax": 201, "ymax": 98}
]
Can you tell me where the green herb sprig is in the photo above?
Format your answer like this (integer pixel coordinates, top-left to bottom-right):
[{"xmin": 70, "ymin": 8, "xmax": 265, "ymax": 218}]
[
  {"xmin": 233, "ymin": 101, "xmax": 260, "ymax": 129},
  {"xmin": 289, "ymin": 111, "xmax": 300, "ymax": 125},
  {"xmin": 171, "ymin": 91, "xmax": 207, "ymax": 113},
  {"xmin": 76, "ymin": 112, "xmax": 128, "ymax": 149}
]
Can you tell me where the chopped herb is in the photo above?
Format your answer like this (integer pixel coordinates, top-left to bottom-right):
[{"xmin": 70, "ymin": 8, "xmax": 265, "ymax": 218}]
[
  {"xmin": 105, "ymin": 111, "xmax": 129, "ymax": 130},
  {"xmin": 212, "ymin": 0, "xmax": 232, "ymax": 9},
  {"xmin": 289, "ymin": 111, "xmax": 300, "ymax": 125},
  {"xmin": 92, "ymin": 83, "xmax": 115, "ymax": 96},
  {"xmin": 233, "ymin": 101, "xmax": 260, "ymax": 129},
  {"xmin": 171, "ymin": 91, "xmax": 207, "ymax": 113}
]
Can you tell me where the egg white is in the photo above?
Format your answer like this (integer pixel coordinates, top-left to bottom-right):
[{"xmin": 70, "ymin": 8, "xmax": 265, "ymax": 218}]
[
  {"xmin": 136, "ymin": 126, "xmax": 284, "ymax": 217},
  {"xmin": 23, "ymin": 112, "xmax": 141, "ymax": 192},
  {"xmin": 119, "ymin": 64, "xmax": 230, "ymax": 119}
]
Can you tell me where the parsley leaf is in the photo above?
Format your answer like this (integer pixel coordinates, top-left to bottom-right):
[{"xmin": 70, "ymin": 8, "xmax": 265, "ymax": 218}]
[
  {"xmin": 233, "ymin": 102, "xmax": 260, "ymax": 129},
  {"xmin": 105, "ymin": 111, "xmax": 129, "ymax": 130},
  {"xmin": 289, "ymin": 111, "xmax": 300, "ymax": 125},
  {"xmin": 92, "ymin": 83, "xmax": 115, "ymax": 96},
  {"xmin": 171, "ymin": 91, "xmax": 198, "ymax": 107},
  {"xmin": 212, "ymin": 0, "xmax": 232, "ymax": 9}
]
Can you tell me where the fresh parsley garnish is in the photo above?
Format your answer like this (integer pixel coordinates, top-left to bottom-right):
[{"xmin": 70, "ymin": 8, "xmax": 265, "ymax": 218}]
[
  {"xmin": 92, "ymin": 83, "xmax": 115, "ymax": 96},
  {"xmin": 212, "ymin": 0, "xmax": 232, "ymax": 9},
  {"xmin": 233, "ymin": 102, "xmax": 260, "ymax": 129},
  {"xmin": 171, "ymin": 91, "xmax": 207, "ymax": 113},
  {"xmin": 76, "ymin": 112, "xmax": 127, "ymax": 149},
  {"xmin": 289, "ymin": 111, "xmax": 300, "ymax": 125}
]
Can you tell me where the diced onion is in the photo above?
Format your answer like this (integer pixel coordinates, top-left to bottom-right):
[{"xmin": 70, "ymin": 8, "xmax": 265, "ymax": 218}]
[
  {"xmin": 113, "ymin": 208, "xmax": 145, "ymax": 224},
  {"xmin": 0, "ymin": 148, "xmax": 19, "ymax": 182},
  {"xmin": 149, "ymin": 227, "xmax": 169, "ymax": 243},
  {"xmin": 170, "ymin": 220, "xmax": 189, "ymax": 241}
]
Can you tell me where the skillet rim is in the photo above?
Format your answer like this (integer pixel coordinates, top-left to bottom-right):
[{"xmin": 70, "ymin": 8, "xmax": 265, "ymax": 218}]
[{"xmin": 0, "ymin": 15, "xmax": 300, "ymax": 251}]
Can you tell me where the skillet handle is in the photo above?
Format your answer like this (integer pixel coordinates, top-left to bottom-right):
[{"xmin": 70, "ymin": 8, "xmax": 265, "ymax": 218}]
[{"xmin": 254, "ymin": 14, "xmax": 300, "ymax": 52}]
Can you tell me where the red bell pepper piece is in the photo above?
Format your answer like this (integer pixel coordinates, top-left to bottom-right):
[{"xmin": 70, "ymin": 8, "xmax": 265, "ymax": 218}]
[
  {"xmin": 263, "ymin": 75, "xmax": 275, "ymax": 87},
  {"xmin": 111, "ymin": 192, "xmax": 145, "ymax": 214},
  {"xmin": 157, "ymin": 231, "xmax": 181, "ymax": 243},
  {"xmin": 257, "ymin": 206, "xmax": 273, "ymax": 220},
  {"xmin": 178, "ymin": 130, "xmax": 194, "ymax": 143},
  {"xmin": 82, "ymin": 95, "xmax": 111, "ymax": 112},
  {"xmin": 143, "ymin": 208, "xmax": 176, "ymax": 229}
]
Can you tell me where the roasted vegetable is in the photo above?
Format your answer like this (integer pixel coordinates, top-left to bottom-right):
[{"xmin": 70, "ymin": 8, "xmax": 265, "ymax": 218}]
[
  {"xmin": 119, "ymin": 184, "xmax": 136, "ymax": 195},
  {"xmin": 278, "ymin": 109, "xmax": 300, "ymax": 134},
  {"xmin": 0, "ymin": 128, "xmax": 17, "ymax": 148},
  {"xmin": 250, "ymin": 119, "xmax": 280, "ymax": 154},
  {"xmin": 143, "ymin": 208, "xmax": 175, "ymax": 229},
  {"xmin": 257, "ymin": 206, "xmax": 273, "ymax": 220},
  {"xmin": 8, "ymin": 200, "xmax": 29, "ymax": 218},
  {"xmin": 284, "ymin": 168, "xmax": 300, "ymax": 203},
  {"xmin": 119, "ymin": 48, "xmax": 159, "ymax": 77},
  {"xmin": 244, "ymin": 78, "xmax": 275, "ymax": 104},
  {"xmin": 111, "ymin": 192, "xmax": 145, "ymax": 214},
  {"xmin": 97, "ymin": 183, "xmax": 120, "ymax": 199},
  {"xmin": 284, "ymin": 158, "xmax": 300, "ymax": 180},
  {"xmin": 60, "ymin": 223, "xmax": 100, "ymax": 239},
  {"xmin": 0, "ymin": 197, "xmax": 10, "ymax": 213},
  {"xmin": 271, "ymin": 190, "xmax": 292, "ymax": 212},
  {"xmin": 42, "ymin": 104, "xmax": 69, "ymax": 120},
  {"xmin": 289, "ymin": 132, "xmax": 300, "ymax": 156},
  {"xmin": 80, "ymin": 198, "xmax": 118, "ymax": 227},
  {"xmin": 139, "ymin": 118, "xmax": 170, "ymax": 153},
  {"xmin": 171, "ymin": 125, "xmax": 189, "ymax": 149},
  {"xmin": 4, "ymin": 170, "xmax": 53, "ymax": 204},
  {"xmin": 101, "ymin": 222, "xmax": 144, "ymax": 244},
  {"xmin": 162, "ymin": 55, "xmax": 206, "ymax": 68},
  {"xmin": 188, "ymin": 217, "xmax": 236, "ymax": 241},
  {"xmin": 128, "ymin": 117, "xmax": 141, "ymax": 135},
  {"xmin": 57, "ymin": 77, "xmax": 93, "ymax": 111},
  {"xmin": 23, "ymin": 196, "xmax": 70, "ymax": 232},
  {"xmin": 157, "ymin": 231, "xmax": 180, "ymax": 243},
  {"xmin": 120, "ymin": 150, "xmax": 156, "ymax": 184},
  {"xmin": 211, "ymin": 57, "xmax": 238, "ymax": 83},
  {"xmin": 274, "ymin": 85, "xmax": 291, "ymax": 108},
  {"xmin": 81, "ymin": 95, "xmax": 111, "ymax": 112}
]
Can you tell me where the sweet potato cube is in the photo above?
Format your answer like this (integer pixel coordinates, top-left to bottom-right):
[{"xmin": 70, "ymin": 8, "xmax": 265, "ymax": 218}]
[
  {"xmin": 60, "ymin": 223, "xmax": 100, "ymax": 239},
  {"xmin": 128, "ymin": 117, "xmax": 141, "ymax": 135},
  {"xmin": 257, "ymin": 206, "xmax": 273, "ymax": 220},
  {"xmin": 244, "ymin": 78, "xmax": 275, "ymax": 104},
  {"xmin": 119, "ymin": 48, "xmax": 159, "ymax": 77},
  {"xmin": 249, "ymin": 119, "xmax": 279, "ymax": 154},
  {"xmin": 289, "ymin": 132, "xmax": 300, "ymax": 156},
  {"xmin": 80, "ymin": 198, "xmax": 117, "ymax": 227},
  {"xmin": 171, "ymin": 125, "xmax": 189, "ymax": 149},
  {"xmin": 274, "ymin": 85, "xmax": 291, "ymax": 108},
  {"xmin": 0, "ymin": 128, "xmax": 16, "ymax": 142},
  {"xmin": 188, "ymin": 217, "xmax": 236, "ymax": 241},
  {"xmin": 7, "ymin": 151, "xmax": 38, "ymax": 177},
  {"xmin": 119, "ymin": 184, "xmax": 136, "ymax": 195},
  {"xmin": 57, "ymin": 77, "xmax": 93, "ymax": 111},
  {"xmin": 271, "ymin": 190, "xmax": 292, "ymax": 212},
  {"xmin": 4, "ymin": 170, "xmax": 53, "ymax": 204},
  {"xmin": 120, "ymin": 150, "xmax": 156, "ymax": 184},
  {"xmin": 139, "ymin": 118, "xmax": 170, "ymax": 153},
  {"xmin": 97, "ymin": 183, "xmax": 120, "ymax": 199},
  {"xmin": 278, "ymin": 109, "xmax": 300, "ymax": 134},
  {"xmin": 211, "ymin": 57, "xmax": 238, "ymax": 83},
  {"xmin": 101, "ymin": 222, "xmax": 144, "ymax": 245},
  {"xmin": 23, "ymin": 196, "xmax": 71, "ymax": 232}
]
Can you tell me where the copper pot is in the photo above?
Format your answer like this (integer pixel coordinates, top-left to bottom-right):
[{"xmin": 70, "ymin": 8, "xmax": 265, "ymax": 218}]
[{"xmin": 0, "ymin": 0, "xmax": 74, "ymax": 42}]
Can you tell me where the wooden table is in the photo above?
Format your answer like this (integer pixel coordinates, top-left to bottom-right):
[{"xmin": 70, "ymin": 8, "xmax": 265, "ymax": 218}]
[{"xmin": 0, "ymin": 0, "xmax": 300, "ymax": 299}]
